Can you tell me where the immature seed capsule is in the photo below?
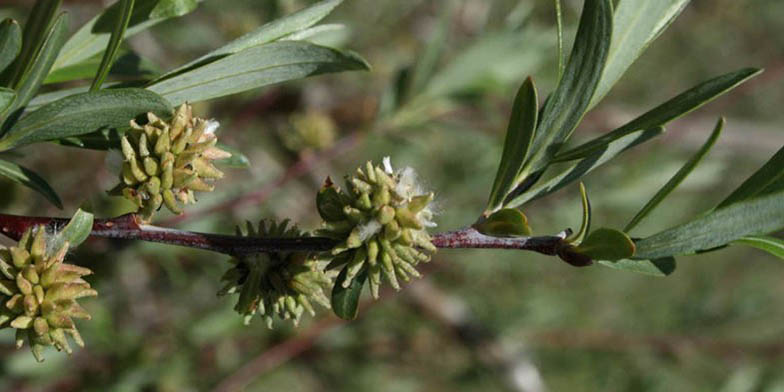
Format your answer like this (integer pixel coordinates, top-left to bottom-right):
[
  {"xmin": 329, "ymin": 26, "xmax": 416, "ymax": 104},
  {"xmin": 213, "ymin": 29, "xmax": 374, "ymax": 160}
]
[
  {"xmin": 218, "ymin": 219, "xmax": 333, "ymax": 328},
  {"xmin": 110, "ymin": 103, "xmax": 232, "ymax": 222},
  {"xmin": 316, "ymin": 158, "xmax": 437, "ymax": 299},
  {"xmin": 0, "ymin": 226, "xmax": 96, "ymax": 362}
]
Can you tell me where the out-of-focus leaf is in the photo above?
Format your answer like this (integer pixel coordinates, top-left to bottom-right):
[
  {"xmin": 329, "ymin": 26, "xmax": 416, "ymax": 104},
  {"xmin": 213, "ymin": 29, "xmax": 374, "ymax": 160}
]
[
  {"xmin": 734, "ymin": 236, "xmax": 784, "ymax": 259},
  {"xmin": 50, "ymin": 209, "xmax": 94, "ymax": 250},
  {"xmin": 625, "ymin": 117, "xmax": 723, "ymax": 232},
  {"xmin": 486, "ymin": 77, "xmax": 538, "ymax": 212},
  {"xmin": 156, "ymin": 0, "xmax": 343, "ymax": 81},
  {"xmin": 574, "ymin": 227, "xmax": 635, "ymax": 261},
  {"xmin": 407, "ymin": 3, "xmax": 452, "ymax": 99},
  {"xmin": 717, "ymin": 144, "xmax": 784, "ymax": 209},
  {"xmin": 214, "ymin": 142, "xmax": 249, "ymax": 168},
  {"xmin": 556, "ymin": 68, "xmax": 761, "ymax": 162},
  {"xmin": 507, "ymin": 126, "xmax": 665, "ymax": 207},
  {"xmin": 553, "ymin": 0, "xmax": 564, "ymax": 81},
  {"xmin": 44, "ymin": 51, "xmax": 158, "ymax": 84},
  {"xmin": 589, "ymin": 0, "xmax": 690, "ymax": 108},
  {"xmin": 0, "ymin": 88, "xmax": 15, "ymax": 117},
  {"xmin": 598, "ymin": 257, "xmax": 676, "ymax": 277},
  {"xmin": 282, "ymin": 23, "xmax": 346, "ymax": 43},
  {"xmin": 0, "ymin": 19, "xmax": 22, "ymax": 74},
  {"xmin": 0, "ymin": 88, "xmax": 170, "ymax": 150},
  {"xmin": 522, "ymin": 0, "xmax": 611, "ymax": 175},
  {"xmin": 1, "ymin": 0, "xmax": 60, "ymax": 86},
  {"xmin": 5, "ymin": 12, "xmax": 68, "ymax": 115},
  {"xmin": 91, "ymin": 0, "xmax": 136, "ymax": 91},
  {"xmin": 53, "ymin": 0, "xmax": 200, "ymax": 71},
  {"xmin": 635, "ymin": 190, "xmax": 784, "ymax": 259},
  {"xmin": 147, "ymin": 41, "xmax": 369, "ymax": 106},
  {"xmin": 0, "ymin": 158, "xmax": 62, "ymax": 208},
  {"xmin": 332, "ymin": 267, "xmax": 366, "ymax": 320},
  {"xmin": 473, "ymin": 208, "xmax": 531, "ymax": 237}
]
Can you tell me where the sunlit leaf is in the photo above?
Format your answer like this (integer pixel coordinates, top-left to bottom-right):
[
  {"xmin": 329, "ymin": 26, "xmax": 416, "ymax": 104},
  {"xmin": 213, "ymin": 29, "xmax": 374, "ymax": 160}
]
[
  {"xmin": 90, "ymin": 0, "xmax": 136, "ymax": 91},
  {"xmin": 50, "ymin": 209, "xmax": 94, "ymax": 250}
]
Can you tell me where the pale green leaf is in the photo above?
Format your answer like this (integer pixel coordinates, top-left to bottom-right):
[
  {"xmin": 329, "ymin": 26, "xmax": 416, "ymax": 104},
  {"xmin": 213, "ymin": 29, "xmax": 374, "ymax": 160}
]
[
  {"xmin": 215, "ymin": 142, "xmax": 250, "ymax": 169},
  {"xmin": 598, "ymin": 257, "xmax": 676, "ymax": 277},
  {"xmin": 734, "ymin": 236, "xmax": 784, "ymax": 259},
  {"xmin": 0, "ymin": 158, "xmax": 62, "ymax": 208},
  {"xmin": 717, "ymin": 144, "xmax": 784, "ymax": 209},
  {"xmin": 51, "ymin": 209, "xmax": 94, "ymax": 250},
  {"xmin": 146, "ymin": 41, "xmax": 369, "ymax": 106}
]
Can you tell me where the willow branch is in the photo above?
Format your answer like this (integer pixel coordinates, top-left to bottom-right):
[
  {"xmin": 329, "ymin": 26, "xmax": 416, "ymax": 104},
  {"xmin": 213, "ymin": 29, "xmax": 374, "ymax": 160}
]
[{"xmin": 0, "ymin": 213, "xmax": 570, "ymax": 257}]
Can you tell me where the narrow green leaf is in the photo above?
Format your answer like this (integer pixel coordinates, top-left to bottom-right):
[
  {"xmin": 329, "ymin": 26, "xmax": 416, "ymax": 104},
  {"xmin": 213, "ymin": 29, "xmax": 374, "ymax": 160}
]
[
  {"xmin": 1, "ymin": 0, "xmax": 61, "ymax": 87},
  {"xmin": 407, "ymin": 3, "xmax": 453, "ymax": 99},
  {"xmin": 574, "ymin": 227, "xmax": 635, "ymax": 261},
  {"xmin": 522, "ymin": 0, "xmax": 612, "ymax": 176},
  {"xmin": 734, "ymin": 236, "xmax": 784, "ymax": 259},
  {"xmin": 90, "ymin": 0, "xmax": 135, "ymax": 91},
  {"xmin": 53, "ymin": 0, "xmax": 200, "ymax": 71},
  {"xmin": 553, "ymin": 0, "xmax": 564, "ymax": 81},
  {"xmin": 625, "ymin": 117, "xmax": 723, "ymax": 232},
  {"xmin": 0, "ymin": 19, "xmax": 22, "ymax": 74},
  {"xmin": 507, "ymin": 126, "xmax": 665, "ymax": 208},
  {"xmin": 147, "ymin": 41, "xmax": 369, "ymax": 106},
  {"xmin": 716, "ymin": 144, "xmax": 784, "ymax": 209},
  {"xmin": 0, "ymin": 88, "xmax": 171, "ymax": 150},
  {"xmin": 555, "ymin": 68, "xmax": 761, "ymax": 162},
  {"xmin": 589, "ymin": 0, "xmax": 690, "ymax": 108},
  {"xmin": 214, "ymin": 142, "xmax": 250, "ymax": 169},
  {"xmin": 473, "ymin": 208, "xmax": 532, "ymax": 237},
  {"xmin": 0, "ymin": 158, "xmax": 62, "ymax": 208},
  {"xmin": 332, "ymin": 266, "xmax": 366, "ymax": 320},
  {"xmin": 598, "ymin": 257, "xmax": 676, "ymax": 277},
  {"xmin": 486, "ymin": 77, "xmax": 538, "ymax": 212},
  {"xmin": 44, "ymin": 51, "xmax": 158, "ymax": 84},
  {"xmin": 567, "ymin": 182, "xmax": 591, "ymax": 244},
  {"xmin": 0, "ymin": 88, "xmax": 15, "ymax": 117},
  {"xmin": 635, "ymin": 190, "xmax": 784, "ymax": 259},
  {"xmin": 50, "ymin": 209, "xmax": 94, "ymax": 250},
  {"xmin": 155, "ymin": 0, "xmax": 343, "ymax": 81},
  {"xmin": 5, "ymin": 12, "xmax": 68, "ymax": 115}
]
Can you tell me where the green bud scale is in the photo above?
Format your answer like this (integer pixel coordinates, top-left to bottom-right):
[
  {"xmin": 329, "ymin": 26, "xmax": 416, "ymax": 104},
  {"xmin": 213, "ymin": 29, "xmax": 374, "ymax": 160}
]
[
  {"xmin": 317, "ymin": 158, "xmax": 437, "ymax": 299},
  {"xmin": 219, "ymin": 219, "xmax": 332, "ymax": 328},
  {"xmin": 112, "ymin": 103, "xmax": 231, "ymax": 222},
  {"xmin": 0, "ymin": 226, "xmax": 96, "ymax": 362}
]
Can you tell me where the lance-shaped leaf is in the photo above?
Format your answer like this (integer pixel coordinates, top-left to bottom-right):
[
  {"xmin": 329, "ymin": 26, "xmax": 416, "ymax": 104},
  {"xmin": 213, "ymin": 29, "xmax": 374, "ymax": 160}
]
[
  {"xmin": 553, "ymin": 0, "xmax": 564, "ymax": 81},
  {"xmin": 635, "ymin": 190, "xmax": 784, "ymax": 260},
  {"xmin": 716, "ymin": 144, "xmax": 784, "ymax": 209},
  {"xmin": 155, "ymin": 0, "xmax": 343, "ymax": 81},
  {"xmin": 598, "ymin": 257, "xmax": 676, "ymax": 277},
  {"xmin": 90, "ymin": 0, "xmax": 136, "ymax": 91},
  {"xmin": 50, "ymin": 209, "xmax": 95, "ymax": 251},
  {"xmin": 589, "ymin": 0, "xmax": 690, "ymax": 109},
  {"xmin": 0, "ymin": 19, "xmax": 22, "ymax": 74},
  {"xmin": 0, "ymin": 158, "xmax": 62, "ymax": 208},
  {"xmin": 734, "ymin": 236, "xmax": 784, "ymax": 260},
  {"xmin": 147, "ymin": 41, "xmax": 369, "ymax": 106},
  {"xmin": 625, "ymin": 117, "xmax": 723, "ymax": 232},
  {"xmin": 1, "ymin": 0, "xmax": 60, "ymax": 86},
  {"xmin": 406, "ymin": 2, "xmax": 453, "ymax": 100},
  {"xmin": 566, "ymin": 182, "xmax": 591, "ymax": 244},
  {"xmin": 0, "ymin": 88, "xmax": 15, "ymax": 117},
  {"xmin": 44, "ymin": 51, "xmax": 158, "ymax": 84},
  {"xmin": 53, "ymin": 0, "xmax": 199, "ymax": 71},
  {"xmin": 486, "ymin": 77, "xmax": 538, "ymax": 213},
  {"xmin": 0, "ymin": 88, "xmax": 171, "ymax": 150},
  {"xmin": 332, "ymin": 266, "xmax": 366, "ymax": 320},
  {"xmin": 521, "ymin": 0, "xmax": 611, "ymax": 176},
  {"xmin": 555, "ymin": 68, "xmax": 761, "ymax": 162},
  {"xmin": 214, "ymin": 143, "xmax": 250, "ymax": 169},
  {"xmin": 507, "ymin": 126, "xmax": 665, "ymax": 208}
]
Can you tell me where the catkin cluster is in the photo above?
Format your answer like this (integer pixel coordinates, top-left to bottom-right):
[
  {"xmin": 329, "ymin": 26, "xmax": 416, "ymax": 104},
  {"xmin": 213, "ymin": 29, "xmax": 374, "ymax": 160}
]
[{"xmin": 0, "ymin": 227, "xmax": 96, "ymax": 362}]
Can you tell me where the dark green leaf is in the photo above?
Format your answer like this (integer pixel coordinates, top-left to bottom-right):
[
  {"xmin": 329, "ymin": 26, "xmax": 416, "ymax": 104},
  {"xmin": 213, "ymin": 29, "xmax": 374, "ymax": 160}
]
[
  {"xmin": 589, "ymin": 0, "xmax": 690, "ymax": 108},
  {"xmin": 556, "ymin": 68, "xmax": 761, "ymax": 162},
  {"xmin": 507, "ymin": 126, "xmax": 665, "ymax": 207},
  {"xmin": 473, "ymin": 208, "xmax": 532, "ymax": 237},
  {"xmin": 1, "ymin": 0, "xmax": 61, "ymax": 87},
  {"xmin": 156, "ymin": 0, "xmax": 343, "ymax": 81},
  {"xmin": 521, "ymin": 0, "xmax": 612, "ymax": 176},
  {"xmin": 486, "ymin": 77, "xmax": 538, "ymax": 212},
  {"xmin": 90, "ymin": 0, "xmax": 136, "ymax": 91},
  {"xmin": 734, "ymin": 236, "xmax": 784, "ymax": 259},
  {"xmin": 574, "ymin": 227, "xmax": 635, "ymax": 261},
  {"xmin": 50, "ymin": 209, "xmax": 94, "ymax": 251},
  {"xmin": 317, "ymin": 182, "xmax": 345, "ymax": 223},
  {"xmin": 214, "ymin": 142, "xmax": 250, "ymax": 168},
  {"xmin": 0, "ymin": 19, "xmax": 22, "ymax": 74},
  {"xmin": 0, "ymin": 158, "xmax": 62, "ymax": 208},
  {"xmin": 0, "ymin": 88, "xmax": 171, "ymax": 150},
  {"xmin": 44, "ymin": 51, "xmax": 158, "ymax": 84},
  {"xmin": 717, "ymin": 144, "xmax": 784, "ymax": 209},
  {"xmin": 332, "ymin": 266, "xmax": 366, "ymax": 320},
  {"xmin": 6, "ymin": 12, "xmax": 68, "ymax": 114},
  {"xmin": 625, "ymin": 117, "xmax": 723, "ymax": 232},
  {"xmin": 635, "ymin": 190, "xmax": 784, "ymax": 259},
  {"xmin": 146, "ymin": 41, "xmax": 369, "ymax": 106},
  {"xmin": 0, "ymin": 87, "xmax": 15, "ymax": 117},
  {"xmin": 598, "ymin": 257, "xmax": 676, "ymax": 277}
]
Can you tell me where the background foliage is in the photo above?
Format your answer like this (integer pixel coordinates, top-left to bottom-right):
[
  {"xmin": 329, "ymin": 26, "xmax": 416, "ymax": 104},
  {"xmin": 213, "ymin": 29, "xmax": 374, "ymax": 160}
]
[{"xmin": 1, "ymin": 0, "xmax": 783, "ymax": 391}]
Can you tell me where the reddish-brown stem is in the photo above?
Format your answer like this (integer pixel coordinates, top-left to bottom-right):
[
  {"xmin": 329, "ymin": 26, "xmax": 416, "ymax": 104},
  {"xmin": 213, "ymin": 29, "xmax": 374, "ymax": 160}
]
[{"xmin": 0, "ymin": 213, "xmax": 570, "ymax": 257}]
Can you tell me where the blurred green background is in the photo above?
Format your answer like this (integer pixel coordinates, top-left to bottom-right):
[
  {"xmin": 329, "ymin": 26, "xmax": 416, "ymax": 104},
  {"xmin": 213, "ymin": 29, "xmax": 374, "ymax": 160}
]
[{"xmin": 1, "ymin": 0, "xmax": 783, "ymax": 391}]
